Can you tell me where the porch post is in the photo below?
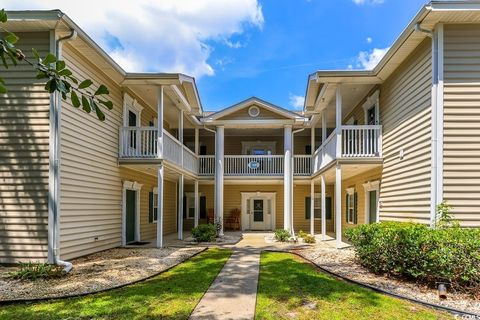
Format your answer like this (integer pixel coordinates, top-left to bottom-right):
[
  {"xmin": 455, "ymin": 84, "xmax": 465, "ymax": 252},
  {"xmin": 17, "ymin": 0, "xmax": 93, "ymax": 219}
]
[
  {"xmin": 335, "ymin": 163, "xmax": 342, "ymax": 248},
  {"xmin": 177, "ymin": 174, "xmax": 184, "ymax": 239},
  {"xmin": 157, "ymin": 86, "xmax": 164, "ymax": 158},
  {"xmin": 194, "ymin": 180, "xmax": 199, "ymax": 228},
  {"xmin": 156, "ymin": 164, "xmax": 164, "ymax": 248},
  {"xmin": 321, "ymin": 174, "xmax": 326, "ymax": 240},
  {"xmin": 179, "ymin": 110, "xmax": 184, "ymax": 167},
  {"xmin": 310, "ymin": 126, "xmax": 315, "ymax": 154},
  {"xmin": 335, "ymin": 85, "xmax": 342, "ymax": 158},
  {"xmin": 310, "ymin": 179, "xmax": 315, "ymax": 235},
  {"xmin": 321, "ymin": 110, "xmax": 327, "ymax": 143},
  {"xmin": 215, "ymin": 126, "xmax": 224, "ymax": 236},
  {"xmin": 283, "ymin": 125, "xmax": 293, "ymax": 233},
  {"xmin": 195, "ymin": 128, "xmax": 199, "ymax": 155}
]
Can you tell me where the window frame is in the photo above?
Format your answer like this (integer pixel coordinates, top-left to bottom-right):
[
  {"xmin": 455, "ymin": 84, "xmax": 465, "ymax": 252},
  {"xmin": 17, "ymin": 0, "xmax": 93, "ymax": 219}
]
[{"xmin": 346, "ymin": 187, "xmax": 355, "ymax": 224}]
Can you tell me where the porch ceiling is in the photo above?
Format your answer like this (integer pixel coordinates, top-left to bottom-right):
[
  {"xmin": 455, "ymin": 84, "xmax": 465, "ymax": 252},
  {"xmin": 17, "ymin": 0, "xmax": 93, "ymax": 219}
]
[{"xmin": 316, "ymin": 162, "xmax": 382, "ymax": 185}]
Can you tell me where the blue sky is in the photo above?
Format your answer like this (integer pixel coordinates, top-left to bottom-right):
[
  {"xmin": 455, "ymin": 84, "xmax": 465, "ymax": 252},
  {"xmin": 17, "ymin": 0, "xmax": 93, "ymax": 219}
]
[
  {"xmin": 199, "ymin": 0, "xmax": 427, "ymax": 111},
  {"xmin": 6, "ymin": 0, "xmax": 428, "ymax": 110}
]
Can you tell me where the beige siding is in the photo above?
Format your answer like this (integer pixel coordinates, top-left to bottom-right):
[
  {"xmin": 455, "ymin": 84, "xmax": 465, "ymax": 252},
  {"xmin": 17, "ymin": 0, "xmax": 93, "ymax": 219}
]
[
  {"xmin": 443, "ymin": 24, "xmax": 480, "ymax": 226},
  {"xmin": 219, "ymin": 106, "xmax": 289, "ymax": 121},
  {"xmin": 0, "ymin": 32, "xmax": 51, "ymax": 263},
  {"xmin": 378, "ymin": 39, "xmax": 432, "ymax": 223}
]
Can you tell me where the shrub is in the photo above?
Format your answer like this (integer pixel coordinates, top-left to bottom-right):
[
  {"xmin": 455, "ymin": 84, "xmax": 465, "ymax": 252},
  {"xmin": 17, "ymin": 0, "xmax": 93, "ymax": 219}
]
[
  {"xmin": 297, "ymin": 230, "xmax": 316, "ymax": 243},
  {"xmin": 345, "ymin": 222, "xmax": 480, "ymax": 294},
  {"xmin": 274, "ymin": 229, "xmax": 291, "ymax": 242},
  {"xmin": 192, "ymin": 224, "xmax": 217, "ymax": 242},
  {"xmin": 9, "ymin": 262, "xmax": 65, "ymax": 280}
]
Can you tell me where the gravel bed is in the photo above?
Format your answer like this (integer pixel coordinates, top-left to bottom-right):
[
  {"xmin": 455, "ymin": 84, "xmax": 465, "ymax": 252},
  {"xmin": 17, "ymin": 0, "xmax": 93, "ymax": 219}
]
[
  {"xmin": 292, "ymin": 243, "xmax": 480, "ymax": 315},
  {"xmin": 0, "ymin": 246, "xmax": 204, "ymax": 301}
]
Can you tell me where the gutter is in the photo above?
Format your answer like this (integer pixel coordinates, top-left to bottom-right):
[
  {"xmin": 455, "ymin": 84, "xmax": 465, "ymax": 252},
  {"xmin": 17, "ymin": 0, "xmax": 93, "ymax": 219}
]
[{"xmin": 49, "ymin": 29, "xmax": 77, "ymax": 273}]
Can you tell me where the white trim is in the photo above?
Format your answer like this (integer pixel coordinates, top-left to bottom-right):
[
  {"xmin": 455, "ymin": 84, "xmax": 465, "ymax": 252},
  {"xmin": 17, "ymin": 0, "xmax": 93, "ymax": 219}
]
[
  {"xmin": 346, "ymin": 187, "xmax": 355, "ymax": 195},
  {"xmin": 363, "ymin": 180, "xmax": 380, "ymax": 223},
  {"xmin": 122, "ymin": 180, "xmax": 143, "ymax": 245},
  {"xmin": 248, "ymin": 105, "xmax": 260, "ymax": 117},
  {"xmin": 241, "ymin": 141, "xmax": 277, "ymax": 155},
  {"xmin": 123, "ymin": 93, "xmax": 144, "ymax": 127},
  {"xmin": 240, "ymin": 192, "xmax": 276, "ymax": 231},
  {"xmin": 362, "ymin": 90, "xmax": 380, "ymax": 125}
]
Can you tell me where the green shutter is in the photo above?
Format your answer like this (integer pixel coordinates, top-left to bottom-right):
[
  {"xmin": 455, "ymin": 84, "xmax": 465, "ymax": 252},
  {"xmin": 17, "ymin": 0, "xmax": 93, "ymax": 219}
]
[
  {"xmin": 305, "ymin": 197, "xmax": 311, "ymax": 219},
  {"xmin": 200, "ymin": 196, "xmax": 207, "ymax": 219},
  {"xmin": 345, "ymin": 193, "xmax": 349, "ymax": 222},
  {"xmin": 149, "ymin": 192, "xmax": 153, "ymax": 223},
  {"xmin": 354, "ymin": 192, "xmax": 358, "ymax": 224}
]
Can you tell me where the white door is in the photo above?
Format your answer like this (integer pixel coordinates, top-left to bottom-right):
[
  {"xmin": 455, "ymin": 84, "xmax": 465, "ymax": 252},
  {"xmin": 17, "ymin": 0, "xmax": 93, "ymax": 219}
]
[{"xmin": 250, "ymin": 198, "xmax": 266, "ymax": 230}]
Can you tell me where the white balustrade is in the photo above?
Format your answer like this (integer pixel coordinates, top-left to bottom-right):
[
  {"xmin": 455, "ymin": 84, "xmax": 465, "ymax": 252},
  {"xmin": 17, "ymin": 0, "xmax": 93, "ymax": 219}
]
[
  {"xmin": 293, "ymin": 155, "xmax": 311, "ymax": 176},
  {"xmin": 199, "ymin": 156, "xmax": 215, "ymax": 176},
  {"xmin": 182, "ymin": 146, "xmax": 198, "ymax": 174},
  {"xmin": 162, "ymin": 130, "xmax": 183, "ymax": 165},
  {"xmin": 224, "ymin": 155, "xmax": 284, "ymax": 176},
  {"xmin": 119, "ymin": 127, "xmax": 157, "ymax": 158},
  {"xmin": 342, "ymin": 125, "xmax": 382, "ymax": 157}
]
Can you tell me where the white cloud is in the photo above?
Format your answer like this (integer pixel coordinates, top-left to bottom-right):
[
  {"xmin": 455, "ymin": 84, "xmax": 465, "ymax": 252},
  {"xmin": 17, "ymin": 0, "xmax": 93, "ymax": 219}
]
[
  {"xmin": 366, "ymin": 37, "xmax": 373, "ymax": 44},
  {"xmin": 356, "ymin": 47, "xmax": 390, "ymax": 70},
  {"xmin": 352, "ymin": 0, "xmax": 384, "ymax": 5},
  {"xmin": 289, "ymin": 93, "xmax": 305, "ymax": 110},
  {"xmin": 3, "ymin": 0, "xmax": 264, "ymax": 78}
]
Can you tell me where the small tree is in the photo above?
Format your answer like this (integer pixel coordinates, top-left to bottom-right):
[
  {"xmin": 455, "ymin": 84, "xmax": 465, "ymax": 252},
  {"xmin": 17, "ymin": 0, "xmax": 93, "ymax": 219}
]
[
  {"xmin": 435, "ymin": 201, "xmax": 458, "ymax": 228},
  {"xmin": 0, "ymin": 9, "xmax": 112, "ymax": 121}
]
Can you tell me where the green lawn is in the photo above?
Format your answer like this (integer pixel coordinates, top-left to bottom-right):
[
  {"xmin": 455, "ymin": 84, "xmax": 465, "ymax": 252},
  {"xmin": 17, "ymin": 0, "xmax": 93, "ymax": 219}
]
[
  {"xmin": 0, "ymin": 248, "xmax": 231, "ymax": 320},
  {"xmin": 255, "ymin": 252, "xmax": 454, "ymax": 320}
]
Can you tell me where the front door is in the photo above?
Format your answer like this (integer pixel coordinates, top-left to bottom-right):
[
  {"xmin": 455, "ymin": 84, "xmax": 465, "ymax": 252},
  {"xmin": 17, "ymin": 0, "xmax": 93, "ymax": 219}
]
[
  {"xmin": 126, "ymin": 189, "xmax": 136, "ymax": 243},
  {"xmin": 250, "ymin": 198, "xmax": 265, "ymax": 230},
  {"xmin": 367, "ymin": 105, "xmax": 377, "ymax": 125},
  {"xmin": 368, "ymin": 190, "xmax": 378, "ymax": 223}
]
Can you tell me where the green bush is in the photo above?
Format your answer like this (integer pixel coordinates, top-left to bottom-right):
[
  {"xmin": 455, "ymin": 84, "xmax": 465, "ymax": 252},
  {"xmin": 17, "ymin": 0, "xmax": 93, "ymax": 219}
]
[
  {"xmin": 191, "ymin": 224, "xmax": 217, "ymax": 242},
  {"xmin": 9, "ymin": 262, "xmax": 65, "ymax": 280},
  {"xmin": 274, "ymin": 229, "xmax": 291, "ymax": 242},
  {"xmin": 345, "ymin": 222, "xmax": 480, "ymax": 294},
  {"xmin": 297, "ymin": 230, "xmax": 316, "ymax": 243}
]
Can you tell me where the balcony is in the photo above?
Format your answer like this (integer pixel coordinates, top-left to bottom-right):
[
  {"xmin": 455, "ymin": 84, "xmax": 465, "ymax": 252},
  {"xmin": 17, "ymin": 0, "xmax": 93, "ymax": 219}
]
[
  {"xmin": 119, "ymin": 127, "xmax": 198, "ymax": 174},
  {"xmin": 312, "ymin": 125, "xmax": 382, "ymax": 174}
]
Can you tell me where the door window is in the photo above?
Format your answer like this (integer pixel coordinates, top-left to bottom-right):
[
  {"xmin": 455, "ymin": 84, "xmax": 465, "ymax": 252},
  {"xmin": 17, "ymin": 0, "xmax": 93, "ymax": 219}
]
[
  {"xmin": 367, "ymin": 106, "xmax": 377, "ymax": 125},
  {"xmin": 253, "ymin": 199, "xmax": 264, "ymax": 222}
]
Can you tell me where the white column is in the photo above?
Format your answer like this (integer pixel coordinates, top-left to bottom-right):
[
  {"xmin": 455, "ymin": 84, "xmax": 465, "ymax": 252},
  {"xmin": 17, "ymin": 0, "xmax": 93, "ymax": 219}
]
[
  {"xmin": 310, "ymin": 179, "xmax": 315, "ymax": 235},
  {"xmin": 195, "ymin": 128, "xmax": 199, "ymax": 155},
  {"xmin": 335, "ymin": 85, "xmax": 342, "ymax": 158},
  {"xmin": 177, "ymin": 174, "xmax": 184, "ymax": 239},
  {"xmin": 215, "ymin": 126, "xmax": 224, "ymax": 236},
  {"xmin": 194, "ymin": 180, "xmax": 199, "ymax": 228},
  {"xmin": 179, "ymin": 110, "xmax": 184, "ymax": 167},
  {"xmin": 310, "ymin": 126, "xmax": 315, "ymax": 154},
  {"xmin": 321, "ymin": 174, "xmax": 327, "ymax": 241},
  {"xmin": 157, "ymin": 86, "xmax": 164, "ymax": 159},
  {"xmin": 156, "ymin": 164, "xmax": 164, "ymax": 248},
  {"xmin": 335, "ymin": 164, "xmax": 342, "ymax": 248},
  {"xmin": 321, "ymin": 110, "xmax": 327, "ymax": 143},
  {"xmin": 283, "ymin": 125, "xmax": 293, "ymax": 232}
]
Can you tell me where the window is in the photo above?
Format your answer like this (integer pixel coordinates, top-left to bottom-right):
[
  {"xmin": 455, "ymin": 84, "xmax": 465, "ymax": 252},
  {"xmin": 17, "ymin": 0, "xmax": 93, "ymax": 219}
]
[
  {"xmin": 305, "ymin": 194, "xmax": 331, "ymax": 220},
  {"xmin": 362, "ymin": 90, "xmax": 380, "ymax": 125},
  {"xmin": 186, "ymin": 196, "xmax": 195, "ymax": 219},
  {"xmin": 152, "ymin": 192, "xmax": 158, "ymax": 222},
  {"xmin": 346, "ymin": 188, "xmax": 357, "ymax": 224}
]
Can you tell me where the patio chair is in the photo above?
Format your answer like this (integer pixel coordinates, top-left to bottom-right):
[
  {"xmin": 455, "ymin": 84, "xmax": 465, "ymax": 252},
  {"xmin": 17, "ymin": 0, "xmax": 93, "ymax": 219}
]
[{"xmin": 207, "ymin": 208, "xmax": 215, "ymax": 224}]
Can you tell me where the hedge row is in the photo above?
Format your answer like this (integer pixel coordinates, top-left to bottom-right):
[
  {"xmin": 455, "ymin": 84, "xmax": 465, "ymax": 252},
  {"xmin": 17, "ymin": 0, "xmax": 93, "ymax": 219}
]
[{"xmin": 345, "ymin": 222, "xmax": 480, "ymax": 294}]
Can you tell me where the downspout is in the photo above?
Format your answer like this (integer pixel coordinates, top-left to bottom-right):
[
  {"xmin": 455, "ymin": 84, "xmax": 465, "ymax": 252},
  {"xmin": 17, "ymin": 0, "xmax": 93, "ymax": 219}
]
[
  {"xmin": 415, "ymin": 23, "xmax": 442, "ymax": 228},
  {"xmin": 52, "ymin": 29, "xmax": 77, "ymax": 273},
  {"xmin": 290, "ymin": 127, "xmax": 306, "ymax": 238}
]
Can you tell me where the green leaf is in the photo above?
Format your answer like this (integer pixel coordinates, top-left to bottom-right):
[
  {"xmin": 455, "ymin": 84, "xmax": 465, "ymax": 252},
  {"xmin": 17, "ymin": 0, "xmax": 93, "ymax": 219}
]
[
  {"xmin": 94, "ymin": 84, "xmax": 109, "ymax": 96},
  {"xmin": 32, "ymin": 48, "xmax": 40, "ymax": 61},
  {"xmin": 92, "ymin": 100, "xmax": 105, "ymax": 121},
  {"xmin": 42, "ymin": 53, "xmax": 57, "ymax": 65},
  {"xmin": 98, "ymin": 99, "xmax": 113, "ymax": 110},
  {"xmin": 71, "ymin": 91, "xmax": 80, "ymax": 108},
  {"xmin": 5, "ymin": 33, "xmax": 19, "ymax": 45},
  {"xmin": 1, "ymin": 54, "xmax": 8, "ymax": 69},
  {"xmin": 0, "ymin": 83, "xmax": 7, "ymax": 94},
  {"xmin": 56, "ymin": 60, "xmax": 65, "ymax": 71},
  {"xmin": 0, "ymin": 9, "xmax": 7, "ymax": 23},
  {"xmin": 45, "ymin": 79, "xmax": 57, "ymax": 93},
  {"xmin": 81, "ymin": 95, "xmax": 91, "ymax": 113},
  {"xmin": 78, "ymin": 79, "xmax": 93, "ymax": 89},
  {"xmin": 59, "ymin": 69, "xmax": 73, "ymax": 77},
  {"xmin": 36, "ymin": 71, "xmax": 48, "ymax": 79}
]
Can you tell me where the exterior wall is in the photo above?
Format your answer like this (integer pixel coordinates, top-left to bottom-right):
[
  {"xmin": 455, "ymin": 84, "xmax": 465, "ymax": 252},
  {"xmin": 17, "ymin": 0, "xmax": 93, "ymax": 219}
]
[
  {"xmin": 219, "ymin": 106, "xmax": 289, "ymax": 121},
  {"xmin": 343, "ymin": 101, "xmax": 366, "ymax": 125},
  {"xmin": 163, "ymin": 179, "xmax": 178, "ymax": 235},
  {"xmin": 0, "ymin": 32, "xmax": 51, "ymax": 263},
  {"xmin": 293, "ymin": 184, "xmax": 335, "ymax": 233},
  {"xmin": 378, "ymin": 38, "xmax": 432, "ymax": 224},
  {"xmin": 443, "ymin": 24, "xmax": 480, "ymax": 227},
  {"xmin": 341, "ymin": 167, "xmax": 382, "ymax": 233}
]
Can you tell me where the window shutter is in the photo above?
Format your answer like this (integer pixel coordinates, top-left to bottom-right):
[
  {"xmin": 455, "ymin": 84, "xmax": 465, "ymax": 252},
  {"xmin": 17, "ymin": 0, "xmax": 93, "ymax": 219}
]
[
  {"xmin": 354, "ymin": 192, "xmax": 358, "ymax": 224},
  {"xmin": 183, "ymin": 196, "xmax": 187, "ymax": 219},
  {"xmin": 200, "ymin": 196, "xmax": 207, "ymax": 219},
  {"xmin": 345, "ymin": 193, "xmax": 349, "ymax": 222},
  {"xmin": 149, "ymin": 192, "xmax": 153, "ymax": 223},
  {"xmin": 305, "ymin": 197, "xmax": 311, "ymax": 219},
  {"xmin": 326, "ymin": 197, "xmax": 332, "ymax": 220}
]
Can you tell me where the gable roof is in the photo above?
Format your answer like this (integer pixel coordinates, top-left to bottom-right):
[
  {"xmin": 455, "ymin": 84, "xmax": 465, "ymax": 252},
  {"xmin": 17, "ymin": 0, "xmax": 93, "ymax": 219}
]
[{"xmin": 203, "ymin": 97, "xmax": 305, "ymax": 122}]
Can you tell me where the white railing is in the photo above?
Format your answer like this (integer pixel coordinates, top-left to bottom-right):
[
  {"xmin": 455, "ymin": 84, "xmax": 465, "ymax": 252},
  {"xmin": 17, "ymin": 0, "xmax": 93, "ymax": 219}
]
[
  {"xmin": 119, "ymin": 127, "xmax": 157, "ymax": 158},
  {"xmin": 293, "ymin": 155, "xmax": 311, "ymax": 176},
  {"xmin": 342, "ymin": 125, "xmax": 382, "ymax": 157},
  {"xmin": 183, "ymin": 146, "xmax": 198, "ymax": 174},
  {"xmin": 163, "ymin": 130, "xmax": 183, "ymax": 165},
  {"xmin": 199, "ymin": 156, "xmax": 215, "ymax": 176},
  {"xmin": 225, "ymin": 155, "xmax": 284, "ymax": 176}
]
